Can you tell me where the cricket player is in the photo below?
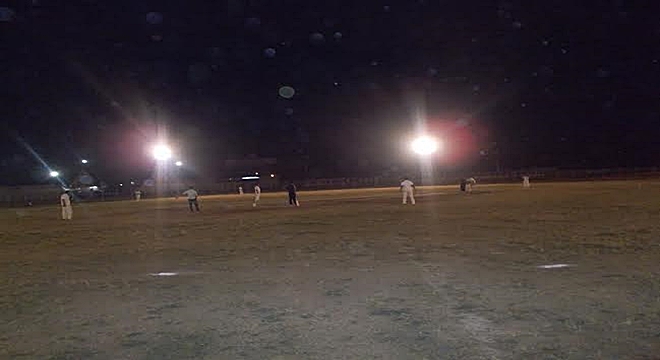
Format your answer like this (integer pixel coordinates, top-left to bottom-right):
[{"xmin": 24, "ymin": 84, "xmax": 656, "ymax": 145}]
[
  {"xmin": 238, "ymin": 186, "xmax": 244, "ymax": 195},
  {"xmin": 523, "ymin": 176, "xmax": 530, "ymax": 188},
  {"xmin": 285, "ymin": 182, "xmax": 299, "ymax": 206},
  {"xmin": 400, "ymin": 177, "xmax": 415, "ymax": 205},
  {"xmin": 182, "ymin": 186, "xmax": 200, "ymax": 212},
  {"xmin": 253, "ymin": 183, "xmax": 261, "ymax": 207},
  {"xmin": 60, "ymin": 190, "xmax": 73, "ymax": 220},
  {"xmin": 465, "ymin": 177, "xmax": 476, "ymax": 193},
  {"xmin": 134, "ymin": 190, "xmax": 142, "ymax": 201}
]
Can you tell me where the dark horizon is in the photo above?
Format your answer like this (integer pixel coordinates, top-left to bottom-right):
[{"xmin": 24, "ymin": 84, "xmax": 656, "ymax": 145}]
[{"xmin": 2, "ymin": 0, "xmax": 659, "ymax": 185}]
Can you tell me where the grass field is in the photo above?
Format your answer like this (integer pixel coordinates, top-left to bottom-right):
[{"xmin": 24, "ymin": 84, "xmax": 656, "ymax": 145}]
[{"xmin": 2, "ymin": 181, "xmax": 660, "ymax": 360}]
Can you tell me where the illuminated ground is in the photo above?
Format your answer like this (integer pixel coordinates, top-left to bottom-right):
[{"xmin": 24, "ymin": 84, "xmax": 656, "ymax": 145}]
[{"xmin": 2, "ymin": 181, "xmax": 660, "ymax": 359}]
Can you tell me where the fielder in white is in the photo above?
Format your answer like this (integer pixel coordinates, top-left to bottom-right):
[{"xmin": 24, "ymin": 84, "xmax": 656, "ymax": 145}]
[
  {"xmin": 465, "ymin": 177, "xmax": 476, "ymax": 193},
  {"xmin": 253, "ymin": 183, "xmax": 261, "ymax": 207},
  {"xmin": 400, "ymin": 177, "xmax": 416, "ymax": 205},
  {"xmin": 238, "ymin": 186, "xmax": 244, "ymax": 195},
  {"xmin": 134, "ymin": 190, "xmax": 142, "ymax": 201},
  {"xmin": 523, "ymin": 176, "xmax": 530, "ymax": 188},
  {"xmin": 60, "ymin": 191, "xmax": 73, "ymax": 220},
  {"xmin": 182, "ymin": 186, "xmax": 200, "ymax": 212}
]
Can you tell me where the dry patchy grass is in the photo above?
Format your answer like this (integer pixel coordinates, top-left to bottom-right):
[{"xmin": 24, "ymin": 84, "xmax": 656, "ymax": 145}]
[{"xmin": 1, "ymin": 181, "xmax": 660, "ymax": 359}]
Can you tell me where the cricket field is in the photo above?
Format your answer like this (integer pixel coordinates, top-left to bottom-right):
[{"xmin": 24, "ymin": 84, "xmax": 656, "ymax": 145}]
[{"xmin": 2, "ymin": 181, "xmax": 660, "ymax": 359}]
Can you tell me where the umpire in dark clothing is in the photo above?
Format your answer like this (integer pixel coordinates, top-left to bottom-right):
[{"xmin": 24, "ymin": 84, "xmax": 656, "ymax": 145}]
[{"xmin": 285, "ymin": 182, "xmax": 299, "ymax": 206}]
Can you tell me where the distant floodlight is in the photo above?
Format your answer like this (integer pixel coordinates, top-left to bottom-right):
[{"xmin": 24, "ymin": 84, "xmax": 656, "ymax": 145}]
[
  {"xmin": 270, "ymin": 173, "xmax": 275, "ymax": 178},
  {"xmin": 411, "ymin": 136, "xmax": 440, "ymax": 156},
  {"xmin": 81, "ymin": 159, "xmax": 88, "ymax": 164},
  {"xmin": 152, "ymin": 144, "xmax": 172, "ymax": 161},
  {"xmin": 241, "ymin": 176, "xmax": 260, "ymax": 180},
  {"xmin": 175, "ymin": 161, "xmax": 183, "ymax": 167},
  {"xmin": 49, "ymin": 171, "xmax": 59, "ymax": 177}
]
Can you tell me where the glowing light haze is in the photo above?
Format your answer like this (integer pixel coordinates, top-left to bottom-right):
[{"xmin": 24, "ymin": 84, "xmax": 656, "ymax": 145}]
[
  {"xmin": 411, "ymin": 136, "xmax": 440, "ymax": 156},
  {"xmin": 152, "ymin": 145, "xmax": 173, "ymax": 161}
]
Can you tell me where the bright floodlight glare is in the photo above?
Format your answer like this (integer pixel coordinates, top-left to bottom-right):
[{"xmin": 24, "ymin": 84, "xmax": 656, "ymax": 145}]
[
  {"xmin": 152, "ymin": 144, "xmax": 172, "ymax": 161},
  {"xmin": 270, "ymin": 174, "xmax": 275, "ymax": 178},
  {"xmin": 175, "ymin": 161, "xmax": 183, "ymax": 167},
  {"xmin": 411, "ymin": 136, "xmax": 439, "ymax": 156},
  {"xmin": 81, "ymin": 159, "xmax": 88, "ymax": 164},
  {"xmin": 49, "ymin": 171, "xmax": 59, "ymax": 177}
]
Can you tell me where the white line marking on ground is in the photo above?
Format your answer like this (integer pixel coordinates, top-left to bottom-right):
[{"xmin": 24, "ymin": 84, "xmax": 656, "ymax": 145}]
[
  {"xmin": 537, "ymin": 264, "xmax": 575, "ymax": 269},
  {"xmin": 149, "ymin": 272, "xmax": 178, "ymax": 276}
]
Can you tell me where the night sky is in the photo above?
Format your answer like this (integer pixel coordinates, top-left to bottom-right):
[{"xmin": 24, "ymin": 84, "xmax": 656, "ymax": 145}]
[{"xmin": 2, "ymin": 0, "xmax": 659, "ymax": 185}]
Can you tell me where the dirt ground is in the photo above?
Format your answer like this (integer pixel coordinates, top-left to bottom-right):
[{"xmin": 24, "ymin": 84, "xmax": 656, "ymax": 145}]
[{"xmin": 2, "ymin": 181, "xmax": 660, "ymax": 360}]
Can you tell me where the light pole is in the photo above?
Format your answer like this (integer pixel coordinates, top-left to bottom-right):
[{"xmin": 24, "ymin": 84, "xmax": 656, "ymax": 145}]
[
  {"xmin": 152, "ymin": 145, "xmax": 173, "ymax": 162},
  {"xmin": 152, "ymin": 144, "xmax": 173, "ymax": 197},
  {"xmin": 49, "ymin": 170, "xmax": 69, "ymax": 189},
  {"xmin": 411, "ymin": 135, "xmax": 441, "ymax": 185},
  {"xmin": 411, "ymin": 136, "xmax": 440, "ymax": 156},
  {"xmin": 174, "ymin": 161, "xmax": 183, "ymax": 195}
]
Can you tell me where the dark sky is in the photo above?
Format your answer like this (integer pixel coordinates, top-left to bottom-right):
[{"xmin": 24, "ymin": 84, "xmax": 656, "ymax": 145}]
[{"xmin": 2, "ymin": 0, "xmax": 659, "ymax": 185}]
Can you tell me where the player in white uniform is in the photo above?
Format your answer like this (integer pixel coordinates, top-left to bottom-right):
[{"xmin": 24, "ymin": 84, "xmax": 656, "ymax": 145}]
[
  {"xmin": 182, "ymin": 186, "xmax": 200, "ymax": 212},
  {"xmin": 400, "ymin": 177, "xmax": 416, "ymax": 205},
  {"xmin": 60, "ymin": 191, "xmax": 73, "ymax": 220},
  {"xmin": 523, "ymin": 176, "xmax": 530, "ymax": 188},
  {"xmin": 238, "ymin": 186, "xmax": 244, "ymax": 195},
  {"xmin": 465, "ymin": 177, "xmax": 476, "ymax": 193},
  {"xmin": 253, "ymin": 183, "xmax": 261, "ymax": 207},
  {"xmin": 134, "ymin": 190, "xmax": 142, "ymax": 201}
]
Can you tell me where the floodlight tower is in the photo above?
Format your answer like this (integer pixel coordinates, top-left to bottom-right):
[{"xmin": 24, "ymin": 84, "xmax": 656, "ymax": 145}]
[
  {"xmin": 411, "ymin": 135, "xmax": 442, "ymax": 185},
  {"xmin": 152, "ymin": 145, "xmax": 173, "ymax": 162},
  {"xmin": 411, "ymin": 136, "xmax": 440, "ymax": 156},
  {"xmin": 151, "ymin": 144, "xmax": 173, "ymax": 197}
]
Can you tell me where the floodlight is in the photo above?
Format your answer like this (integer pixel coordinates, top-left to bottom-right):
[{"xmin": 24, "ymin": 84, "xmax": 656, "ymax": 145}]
[
  {"xmin": 175, "ymin": 161, "xmax": 183, "ymax": 167},
  {"xmin": 411, "ymin": 136, "xmax": 440, "ymax": 156},
  {"xmin": 81, "ymin": 159, "xmax": 88, "ymax": 164},
  {"xmin": 49, "ymin": 171, "xmax": 60, "ymax": 177},
  {"xmin": 152, "ymin": 144, "xmax": 172, "ymax": 161}
]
